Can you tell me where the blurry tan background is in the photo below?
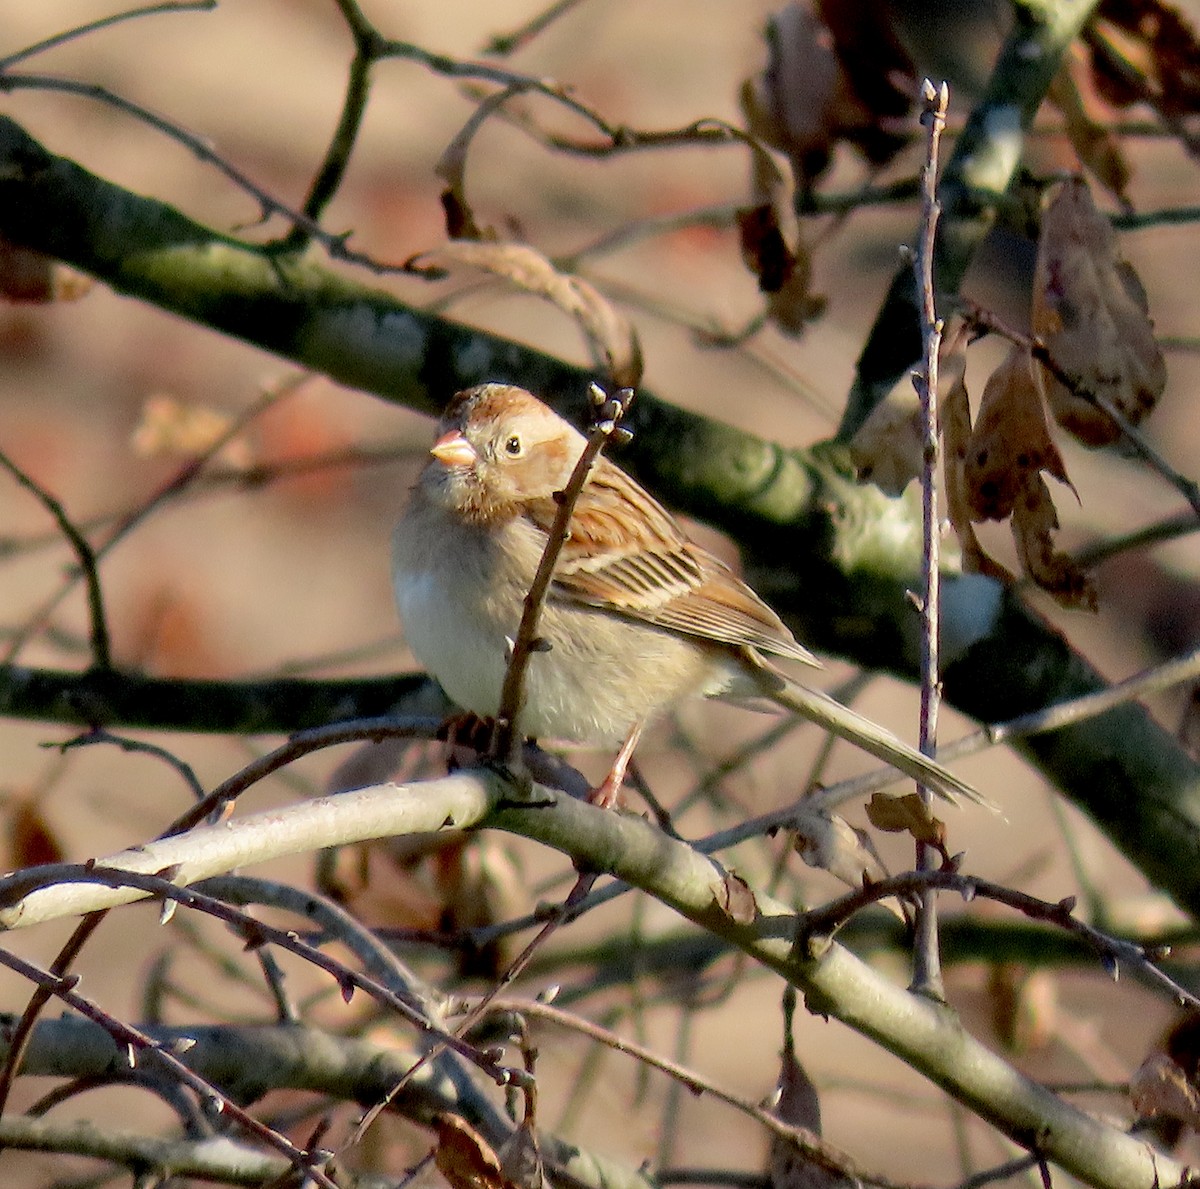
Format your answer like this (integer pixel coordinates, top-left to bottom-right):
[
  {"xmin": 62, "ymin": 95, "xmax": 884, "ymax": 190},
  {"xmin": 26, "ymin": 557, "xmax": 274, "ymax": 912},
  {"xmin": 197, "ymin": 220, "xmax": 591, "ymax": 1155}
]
[{"xmin": 1, "ymin": 0, "xmax": 1199, "ymax": 1183}]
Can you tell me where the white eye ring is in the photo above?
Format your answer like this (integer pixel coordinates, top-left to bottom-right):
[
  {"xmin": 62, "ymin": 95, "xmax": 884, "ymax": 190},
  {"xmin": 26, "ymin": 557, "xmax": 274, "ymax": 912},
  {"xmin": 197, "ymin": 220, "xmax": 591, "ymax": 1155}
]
[{"xmin": 503, "ymin": 434, "xmax": 523, "ymax": 456}]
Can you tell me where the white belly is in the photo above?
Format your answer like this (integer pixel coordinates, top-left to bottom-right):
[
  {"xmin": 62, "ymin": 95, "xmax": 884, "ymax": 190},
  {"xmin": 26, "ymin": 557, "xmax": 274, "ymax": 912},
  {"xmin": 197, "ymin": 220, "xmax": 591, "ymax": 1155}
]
[{"xmin": 392, "ymin": 505, "xmax": 729, "ymax": 745}]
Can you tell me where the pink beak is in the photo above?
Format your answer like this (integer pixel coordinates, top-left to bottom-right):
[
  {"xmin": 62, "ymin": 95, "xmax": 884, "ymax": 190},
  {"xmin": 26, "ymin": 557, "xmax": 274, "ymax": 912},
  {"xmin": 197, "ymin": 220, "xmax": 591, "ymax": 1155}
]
[{"xmin": 430, "ymin": 429, "xmax": 477, "ymax": 468}]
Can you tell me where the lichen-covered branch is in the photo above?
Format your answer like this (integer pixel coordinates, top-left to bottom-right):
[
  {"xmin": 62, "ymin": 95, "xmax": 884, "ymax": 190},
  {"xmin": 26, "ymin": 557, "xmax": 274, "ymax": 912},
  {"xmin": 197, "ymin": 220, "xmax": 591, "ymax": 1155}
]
[
  {"xmin": 0, "ymin": 772, "xmax": 1184, "ymax": 1189},
  {"xmin": 1, "ymin": 114, "xmax": 1200, "ymax": 923}
]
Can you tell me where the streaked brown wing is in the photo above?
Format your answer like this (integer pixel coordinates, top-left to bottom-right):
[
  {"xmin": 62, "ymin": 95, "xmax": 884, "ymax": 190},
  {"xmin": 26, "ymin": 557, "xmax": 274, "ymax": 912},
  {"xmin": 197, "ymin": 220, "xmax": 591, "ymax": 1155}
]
[{"xmin": 525, "ymin": 458, "xmax": 818, "ymax": 666}]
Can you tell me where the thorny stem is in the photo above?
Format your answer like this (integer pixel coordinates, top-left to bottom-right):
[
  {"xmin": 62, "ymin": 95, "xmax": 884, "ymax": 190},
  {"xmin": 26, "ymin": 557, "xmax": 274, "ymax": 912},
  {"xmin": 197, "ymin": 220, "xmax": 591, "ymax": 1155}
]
[
  {"xmin": 796, "ymin": 868, "xmax": 1199, "ymax": 1012},
  {"xmin": 352, "ymin": 872, "xmax": 597, "ymax": 1142},
  {"xmin": 480, "ymin": 993, "xmax": 912, "ymax": 1189},
  {"xmin": 0, "ymin": 946, "xmax": 342, "ymax": 1189},
  {"xmin": 491, "ymin": 384, "xmax": 635, "ymax": 764},
  {"xmin": 911, "ymin": 79, "xmax": 950, "ymax": 1002}
]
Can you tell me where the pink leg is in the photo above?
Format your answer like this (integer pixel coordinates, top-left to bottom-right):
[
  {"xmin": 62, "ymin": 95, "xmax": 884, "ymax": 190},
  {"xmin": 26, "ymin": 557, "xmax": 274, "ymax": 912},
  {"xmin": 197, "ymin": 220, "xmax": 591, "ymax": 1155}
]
[{"xmin": 589, "ymin": 721, "xmax": 644, "ymax": 809}]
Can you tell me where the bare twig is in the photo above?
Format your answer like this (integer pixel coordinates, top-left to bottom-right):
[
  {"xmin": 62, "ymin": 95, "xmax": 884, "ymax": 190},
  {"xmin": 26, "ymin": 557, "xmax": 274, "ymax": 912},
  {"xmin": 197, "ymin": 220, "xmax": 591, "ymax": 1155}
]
[
  {"xmin": 169, "ymin": 715, "xmax": 443, "ymax": 835},
  {"xmin": 54, "ymin": 729, "xmax": 205, "ymax": 802},
  {"xmin": 796, "ymin": 868, "xmax": 1199, "ymax": 1011},
  {"xmin": 0, "ymin": 945, "xmax": 342, "ymax": 1189},
  {"xmin": 483, "ymin": 0, "xmax": 587, "ymax": 56},
  {"xmin": 985, "ymin": 647, "xmax": 1200, "ymax": 743},
  {"xmin": 0, "ymin": 0, "xmax": 214, "ymax": 70},
  {"xmin": 491, "ymin": 383, "xmax": 634, "ymax": 763},
  {"xmin": 0, "ymin": 912, "xmax": 104, "ymax": 1123},
  {"xmin": 0, "ymin": 447, "xmax": 111, "ymax": 670},
  {"xmin": 485, "ymin": 995, "xmax": 916, "ymax": 1189},
  {"xmin": 910, "ymin": 79, "xmax": 950, "ymax": 1001}
]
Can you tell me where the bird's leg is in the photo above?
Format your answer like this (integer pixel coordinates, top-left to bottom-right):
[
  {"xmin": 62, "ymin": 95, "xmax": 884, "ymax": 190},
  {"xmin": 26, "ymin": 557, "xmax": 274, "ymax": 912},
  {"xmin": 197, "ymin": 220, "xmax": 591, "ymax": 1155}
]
[
  {"xmin": 589, "ymin": 721, "xmax": 644, "ymax": 809},
  {"xmin": 436, "ymin": 711, "xmax": 495, "ymax": 769}
]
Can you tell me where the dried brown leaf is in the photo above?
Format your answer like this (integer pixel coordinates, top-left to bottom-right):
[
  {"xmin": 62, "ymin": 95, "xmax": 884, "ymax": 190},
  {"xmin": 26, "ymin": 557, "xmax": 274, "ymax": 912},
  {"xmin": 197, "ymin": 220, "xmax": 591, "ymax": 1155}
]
[
  {"xmin": 407, "ymin": 241, "xmax": 642, "ymax": 389},
  {"xmin": 767, "ymin": 1050, "xmax": 852, "ymax": 1189},
  {"xmin": 865, "ymin": 792, "xmax": 945, "ymax": 852},
  {"xmin": 741, "ymin": 3, "xmax": 844, "ymax": 185},
  {"xmin": 1031, "ymin": 177, "xmax": 1167, "ymax": 447},
  {"xmin": 792, "ymin": 809, "xmax": 904, "ymax": 921},
  {"xmin": 848, "ymin": 384, "xmax": 922, "ymax": 497},
  {"xmin": 815, "ymin": 0, "xmax": 916, "ymax": 155},
  {"xmin": 942, "ymin": 334, "xmax": 1014, "ymax": 582},
  {"xmin": 130, "ymin": 395, "xmax": 249, "ymax": 464},
  {"xmin": 1088, "ymin": 0, "xmax": 1200, "ymax": 131},
  {"xmin": 434, "ymin": 1114, "xmax": 511, "ymax": 1189},
  {"xmin": 6, "ymin": 799, "xmax": 64, "ymax": 869},
  {"xmin": 739, "ymin": 203, "xmax": 795, "ymax": 293},
  {"xmin": 1047, "ymin": 43, "xmax": 1132, "ymax": 199},
  {"xmin": 1130, "ymin": 1050, "xmax": 1200, "ymax": 1131},
  {"xmin": 766, "ymin": 268, "xmax": 826, "ymax": 336},
  {"xmin": 792, "ymin": 808, "xmax": 888, "ymax": 888},
  {"xmin": 988, "ymin": 964, "xmax": 1059, "ymax": 1054},
  {"xmin": 1012, "ymin": 474, "xmax": 1099, "ymax": 610},
  {"xmin": 737, "ymin": 204, "xmax": 823, "ymax": 337},
  {"xmin": 964, "ymin": 345, "xmax": 1074, "ymax": 522},
  {"xmin": 499, "ymin": 1124, "xmax": 547, "ymax": 1189},
  {"xmin": 741, "ymin": 1, "xmax": 911, "ymax": 189}
]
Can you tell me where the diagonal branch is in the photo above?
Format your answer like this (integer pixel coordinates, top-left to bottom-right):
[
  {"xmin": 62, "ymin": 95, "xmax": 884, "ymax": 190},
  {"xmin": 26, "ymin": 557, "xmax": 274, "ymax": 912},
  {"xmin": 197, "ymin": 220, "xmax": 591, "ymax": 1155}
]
[
  {"xmin": 0, "ymin": 769, "xmax": 1185, "ymax": 1189},
  {"xmin": 1, "ymin": 115, "xmax": 1200, "ymax": 922}
]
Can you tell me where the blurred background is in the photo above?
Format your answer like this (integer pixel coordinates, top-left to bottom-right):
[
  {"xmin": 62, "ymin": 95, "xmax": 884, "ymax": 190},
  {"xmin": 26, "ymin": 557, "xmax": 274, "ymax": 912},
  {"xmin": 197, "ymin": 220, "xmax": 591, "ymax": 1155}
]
[{"xmin": 1, "ymin": 0, "xmax": 1199, "ymax": 1183}]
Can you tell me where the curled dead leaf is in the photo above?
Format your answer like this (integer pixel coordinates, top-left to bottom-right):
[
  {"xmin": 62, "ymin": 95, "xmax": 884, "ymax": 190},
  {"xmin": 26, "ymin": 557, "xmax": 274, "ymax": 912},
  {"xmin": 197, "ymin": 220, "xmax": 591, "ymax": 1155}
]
[
  {"xmin": 865, "ymin": 792, "xmax": 947, "ymax": 858},
  {"xmin": 964, "ymin": 344, "xmax": 1075, "ymax": 522},
  {"xmin": 942, "ymin": 339, "xmax": 1015, "ymax": 582},
  {"xmin": 741, "ymin": 1, "xmax": 911, "ymax": 189},
  {"xmin": 767, "ymin": 1058, "xmax": 846, "ymax": 1189},
  {"xmin": 713, "ymin": 867, "xmax": 758, "ymax": 924},
  {"xmin": 406, "ymin": 241, "xmax": 642, "ymax": 389},
  {"xmin": 5, "ymin": 797, "xmax": 64, "ymax": 869},
  {"xmin": 434, "ymin": 1114, "xmax": 512, "ymax": 1189},
  {"xmin": 792, "ymin": 808, "xmax": 888, "ymax": 888},
  {"xmin": 988, "ymin": 964, "xmax": 1058, "ymax": 1054},
  {"xmin": 1130, "ymin": 1050, "xmax": 1200, "ymax": 1132},
  {"xmin": 736, "ymin": 201, "xmax": 823, "ymax": 337},
  {"xmin": 847, "ymin": 383, "xmax": 923, "ymax": 497},
  {"xmin": 498, "ymin": 1121, "xmax": 547, "ymax": 1189},
  {"xmin": 792, "ymin": 808, "xmax": 905, "ymax": 922},
  {"xmin": 131, "ymin": 395, "xmax": 249, "ymax": 464},
  {"xmin": 1012, "ymin": 473, "xmax": 1098, "ymax": 610},
  {"xmin": 1086, "ymin": 0, "xmax": 1200, "ymax": 132},
  {"xmin": 1031, "ymin": 177, "xmax": 1166, "ymax": 447}
]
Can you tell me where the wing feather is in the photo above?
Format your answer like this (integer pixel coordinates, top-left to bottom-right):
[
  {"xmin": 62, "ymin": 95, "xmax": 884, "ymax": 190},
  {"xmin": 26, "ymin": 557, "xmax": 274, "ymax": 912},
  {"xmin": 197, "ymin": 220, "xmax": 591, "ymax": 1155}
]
[{"xmin": 524, "ymin": 458, "xmax": 818, "ymax": 667}]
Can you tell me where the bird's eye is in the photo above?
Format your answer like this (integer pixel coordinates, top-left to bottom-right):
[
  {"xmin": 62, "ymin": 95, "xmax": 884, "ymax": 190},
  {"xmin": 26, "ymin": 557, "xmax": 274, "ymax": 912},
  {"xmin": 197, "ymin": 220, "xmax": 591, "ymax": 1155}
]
[{"xmin": 503, "ymin": 434, "xmax": 523, "ymax": 457}]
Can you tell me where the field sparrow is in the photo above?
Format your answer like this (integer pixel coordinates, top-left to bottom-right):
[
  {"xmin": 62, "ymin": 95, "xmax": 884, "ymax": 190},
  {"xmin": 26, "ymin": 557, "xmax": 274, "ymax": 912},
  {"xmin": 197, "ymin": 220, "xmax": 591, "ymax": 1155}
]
[{"xmin": 393, "ymin": 384, "xmax": 985, "ymax": 807}]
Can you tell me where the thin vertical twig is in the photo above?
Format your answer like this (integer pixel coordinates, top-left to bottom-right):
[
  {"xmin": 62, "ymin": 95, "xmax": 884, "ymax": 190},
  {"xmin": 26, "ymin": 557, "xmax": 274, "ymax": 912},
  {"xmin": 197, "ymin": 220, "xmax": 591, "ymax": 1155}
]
[
  {"xmin": 911, "ymin": 79, "xmax": 950, "ymax": 1001},
  {"xmin": 491, "ymin": 383, "xmax": 634, "ymax": 764},
  {"xmin": 0, "ymin": 449, "xmax": 111, "ymax": 671}
]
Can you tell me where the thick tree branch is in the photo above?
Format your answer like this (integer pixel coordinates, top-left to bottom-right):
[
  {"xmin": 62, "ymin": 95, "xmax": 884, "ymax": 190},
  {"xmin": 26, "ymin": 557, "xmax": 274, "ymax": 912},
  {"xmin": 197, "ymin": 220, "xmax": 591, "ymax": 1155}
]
[
  {"xmin": 0, "ymin": 771, "xmax": 1184, "ymax": 1189},
  {"xmin": 1, "ymin": 115, "xmax": 1200, "ymax": 922}
]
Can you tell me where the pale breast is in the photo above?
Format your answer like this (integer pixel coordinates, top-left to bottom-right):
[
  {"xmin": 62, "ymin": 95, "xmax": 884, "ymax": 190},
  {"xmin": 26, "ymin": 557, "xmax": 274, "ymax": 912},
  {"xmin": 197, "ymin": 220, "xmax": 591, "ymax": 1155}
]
[{"xmin": 392, "ymin": 501, "xmax": 734, "ymax": 745}]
